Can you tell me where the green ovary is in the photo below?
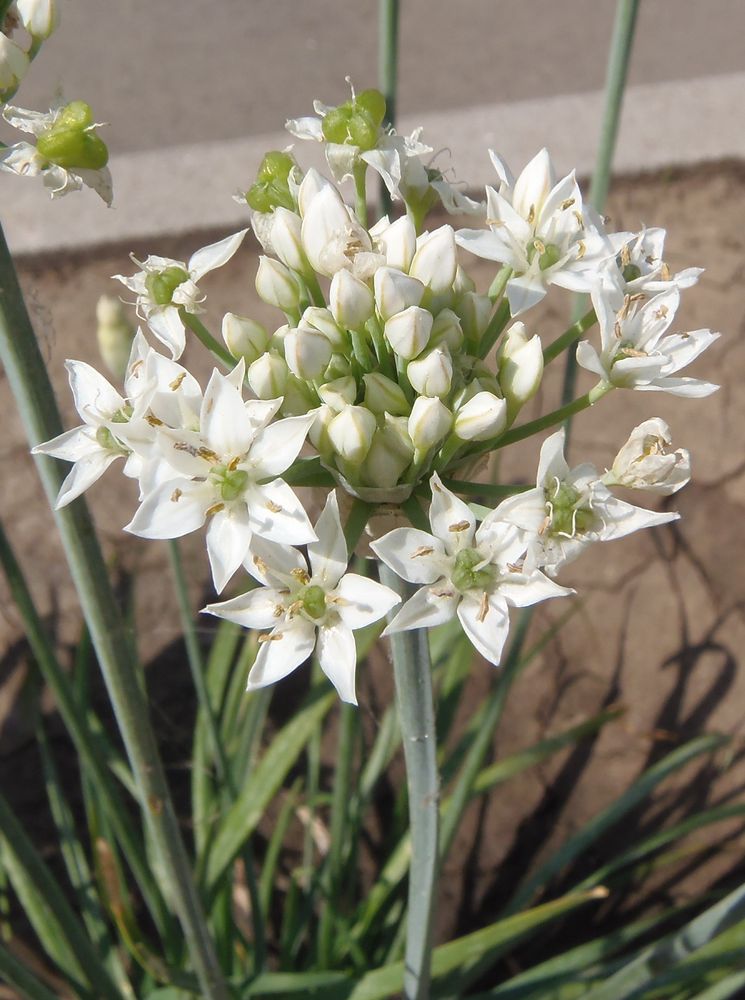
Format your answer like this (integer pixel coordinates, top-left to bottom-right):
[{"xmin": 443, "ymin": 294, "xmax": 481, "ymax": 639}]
[
  {"xmin": 300, "ymin": 584, "xmax": 327, "ymax": 620},
  {"xmin": 145, "ymin": 266, "xmax": 190, "ymax": 306},
  {"xmin": 547, "ymin": 483, "xmax": 595, "ymax": 537},
  {"xmin": 452, "ymin": 548, "xmax": 494, "ymax": 593},
  {"xmin": 209, "ymin": 465, "xmax": 249, "ymax": 502}
]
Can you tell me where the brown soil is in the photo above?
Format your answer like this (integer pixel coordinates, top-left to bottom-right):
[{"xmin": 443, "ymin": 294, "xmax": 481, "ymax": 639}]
[{"xmin": 1, "ymin": 161, "xmax": 745, "ymax": 989}]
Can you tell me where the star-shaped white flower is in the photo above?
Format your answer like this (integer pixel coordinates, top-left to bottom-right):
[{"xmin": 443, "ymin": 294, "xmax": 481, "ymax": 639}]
[
  {"xmin": 496, "ymin": 429, "xmax": 679, "ymax": 576},
  {"xmin": 577, "ymin": 284, "xmax": 719, "ymax": 397},
  {"xmin": 125, "ymin": 362, "xmax": 316, "ymax": 592},
  {"xmin": 0, "ymin": 104, "xmax": 113, "ymax": 205},
  {"xmin": 371, "ymin": 473, "xmax": 571, "ymax": 666},
  {"xmin": 455, "ymin": 148, "xmax": 614, "ymax": 316},
  {"xmin": 204, "ymin": 493, "xmax": 401, "ymax": 704},
  {"xmin": 113, "ymin": 230, "xmax": 247, "ymax": 359},
  {"xmin": 604, "ymin": 227, "xmax": 703, "ymax": 296}
]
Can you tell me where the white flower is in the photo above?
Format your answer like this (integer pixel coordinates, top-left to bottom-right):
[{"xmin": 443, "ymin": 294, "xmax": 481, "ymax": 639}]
[
  {"xmin": 456, "ymin": 148, "xmax": 613, "ymax": 316},
  {"xmin": 204, "ymin": 493, "xmax": 400, "ymax": 704},
  {"xmin": 31, "ymin": 335, "xmax": 153, "ymax": 506},
  {"xmin": 16, "ymin": 0, "xmax": 59, "ymax": 40},
  {"xmin": 577, "ymin": 284, "xmax": 719, "ymax": 397},
  {"xmin": 0, "ymin": 103, "xmax": 113, "ymax": 205},
  {"xmin": 112, "ymin": 231, "xmax": 248, "ymax": 359},
  {"xmin": 605, "ymin": 227, "xmax": 703, "ymax": 295},
  {"xmin": 371, "ymin": 473, "xmax": 571, "ymax": 666},
  {"xmin": 497, "ymin": 429, "xmax": 679, "ymax": 576},
  {"xmin": 125, "ymin": 363, "xmax": 315, "ymax": 592},
  {"xmin": 604, "ymin": 419, "xmax": 690, "ymax": 495},
  {"xmin": 300, "ymin": 184, "xmax": 380, "ymax": 279}
]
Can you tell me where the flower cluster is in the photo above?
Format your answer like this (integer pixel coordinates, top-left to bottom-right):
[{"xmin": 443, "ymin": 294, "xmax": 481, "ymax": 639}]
[{"xmin": 32, "ymin": 85, "xmax": 718, "ymax": 704}]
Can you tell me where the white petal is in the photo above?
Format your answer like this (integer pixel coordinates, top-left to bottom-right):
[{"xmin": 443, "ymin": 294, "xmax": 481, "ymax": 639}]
[
  {"xmin": 596, "ymin": 496, "xmax": 679, "ymax": 541},
  {"xmin": 206, "ymin": 506, "xmax": 254, "ymax": 593},
  {"xmin": 55, "ymin": 452, "xmax": 120, "ymax": 507},
  {"xmin": 642, "ymin": 376, "xmax": 719, "ymax": 398},
  {"xmin": 512, "ymin": 148, "xmax": 554, "ymax": 220},
  {"xmin": 333, "ymin": 574, "xmax": 401, "ymax": 630},
  {"xmin": 32, "ymin": 425, "xmax": 99, "ymax": 462},
  {"xmin": 457, "ymin": 593, "xmax": 511, "ymax": 666},
  {"xmin": 204, "ymin": 586, "xmax": 288, "ymax": 630},
  {"xmin": 247, "ymin": 617, "xmax": 316, "ymax": 690},
  {"xmin": 247, "ymin": 413, "xmax": 314, "ymax": 479},
  {"xmin": 243, "ymin": 534, "xmax": 308, "ymax": 586},
  {"xmin": 188, "ymin": 230, "xmax": 248, "ymax": 282},
  {"xmin": 66, "ymin": 360, "xmax": 123, "ymax": 422},
  {"xmin": 455, "ymin": 227, "xmax": 512, "ymax": 264},
  {"xmin": 369, "ymin": 527, "xmax": 445, "ymax": 585},
  {"xmin": 383, "ymin": 583, "xmax": 459, "ymax": 634},
  {"xmin": 536, "ymin": 429, "xmax": 569, "ymax": 488},
  {"xmin": 488, "ymin": 488, "xmax": 547, "ymax": 534},
  {"xmin": 575, "ymin": 340, "xmax": 607, "ymax": 379},
  {"xmin": 317, "ymin": 622, "xmax": 358, "ymax": 704},
  {"xmin": 429, "ymin": 472, "xmax": 476, "ymax": 553},
  {"xmin": 497, "ymin": 570, "xmax": 573, "ymax": 608},
  {"xmin": 200, "ymin": 368, "xmax": 254, "ymax": 457},
  {"xmin": 126, "ymin": 480, "xmax": 209, "ymax": 539},
  {"xmin": 308, "ymin": 490, "xmax": 347, "ymax": 587},
  {"xmin": 246, "ymin": 480, "xmax": 316, "ymax": 545},
  {"xmin": 506, "ymin": 273, "xmax": 547, "ymax": 317},
  {"xmin": 147, "ymin": 306, "xmax": 186, "ymax": 359}
]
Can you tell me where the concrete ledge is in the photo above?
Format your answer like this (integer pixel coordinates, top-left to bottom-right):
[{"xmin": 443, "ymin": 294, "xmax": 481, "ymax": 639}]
[{"xmin": 4, "ymin": 72, "xmax": 745, "ymax": 256}]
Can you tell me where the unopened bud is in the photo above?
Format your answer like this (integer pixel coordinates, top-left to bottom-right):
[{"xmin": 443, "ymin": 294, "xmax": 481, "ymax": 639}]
[
  {"xmin": 407, "ymin": 346, "xmax": 453, "ymax": 398},
  {"xmin": 330, "ymin": 269, "xmax": 374, "ymax": 330},
  {"xmin": 280, "ymin": 374, "xmax": 317, "ymax": 416},
  {"xmin": 497, "ymin": 322, "xmax": 543, "ymax": 410},
  {"xmin": 374, "ymin": 266, "xmax": 425, "ymax": 321},
  {"xmin": 608, "ymin": 418, "xmax": 691, "ymax": 494},
  {"xmin": 309, "ymin": 403, "xmax": 335, "ymax": 455},
  {"xmin": 297, "ymin": 167, "xmax": 331, "ymax": 217},
  {"xmin": 0, "ymin": 35, "xmax": 28, "ymax": 92},
  {"xmin": 317, "ymin": 376, "xmax": 357, "ymax": 412},
  {"xmin": 222, "ymin": 313, "xmax": 270, "ymax": 364},
  {"xmin": 16, "ymin": 0, "xmax": 59, "ymax": 40},
  {"xmin": 96, "ymin": 295, "xmax": 135, "ymax": 381},
  {"xmin": 247, "ymin": 351, "xmax": 288, "ymax": 399},
  {"xmin": 327, "ymin": 405, "xmax": 377, "ymax": 465},
  {"xmin": 408, "ymin": 396, "xmax": 452, "ymax": 450},
  {"xmin": 455, "ymin": 291, "xmax": 492, "ymax": 346},
  {"xmin": 409, "ymin": 225, "xmax": 457, "ymax": 295},
  {"xmin": 454, "ymin": 391, "xmax": 508, "ymax": 442},
  {"xmin": 284, "ymin": 326, "xmax": 332, "ymax": 380},
  {"xmin": 429, "ymin": 308, "xmax": 464, "ymax": 352},
  {"xmin": 271, "ymin": 207, "xmax": 308, "ymax": 273},
  {"xmin": 362, "ymin": 372, "xmax": 410, "ymax": 416},
  {"xmin": 384, "ymin": 306, "xmax": 433, "ymax": 360},
  {"xmin": 376, "ymin": 215, "xmax": 417, "ymax": 272},
  {"xmin": 361, "ymin": 416, "xmax": 414, "ymax": 488},
  {"xmin": 302, "ymin": 306, "xmax": 346, "ymax": 350},
  {"xmin": 255, "ymin": 256, "xmax": 301, "ymax": 310}
]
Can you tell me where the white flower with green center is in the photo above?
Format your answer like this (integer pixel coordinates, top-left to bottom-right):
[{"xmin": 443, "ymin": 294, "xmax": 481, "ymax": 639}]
[
  {"xmin": 606, "ymin": 227, "xmax": 703, "ymax": 295},
  {"xmin": 113, "ymin": 230, "xmax": 247, "ymax": 360},
  {"xmin": 204, "ymin": 493, "xmax": 401, "ymax": 704},
  {"xmin": 370, "ymin": 473, "xmax": 571, "ymax": 666},
  {"xmin": 32, "ymin": 335, "xmax": 154, "ymax": 506},
  {"xmin": 577, "ymin": 284, "xmax": 719, "ymax": 397},
  {"xmin": 497, "ymin": 429, "xmax": 680, "ymax": 576},
  {"xmin": 455, "ymin": 148, "xmax": 612, "ymax": 316},
  {"xmin": 0, "ymin": 102, "xmax": 113, "ymax": 205},
  {"xmin": 125, "ymin": 363, "xmax": 316, "ymax": 592}
]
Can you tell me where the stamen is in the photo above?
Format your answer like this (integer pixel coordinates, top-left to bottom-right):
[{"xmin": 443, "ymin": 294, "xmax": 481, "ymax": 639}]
[
  {"xmin": 169, "ymin": 373, "xmax": 187, "ymax": 391},
  {"xmin": 560, "ymin": 197, "xmax": 575, "ymax": 211},
  {"xmin": 477, "ymin": 591, "xmax": 489, "ymax": 622},
  {"xmin": 205, "ymin": 502, "xmax": 225, "ymax": 517},
  {"xmin": 449, "ymin": 520, "xmax": 471, "ymax": 533},
  {"xmin": 258, "ymin": 632, "xmax": 283, "ymax": 643},
  {"xmin": 265, "ymin": 500, "xmax": 283, "ymax": 513},
  {"xmin": 170, "ymin": 488, "xmax": 182, "ymax": 503},
  {"xmin": 146, "ymin": 414, "xmax": 164, "ymax": 427},
  {"xmin": 411, "ymin": 546, "xmax": 434, "ymax": 558}
]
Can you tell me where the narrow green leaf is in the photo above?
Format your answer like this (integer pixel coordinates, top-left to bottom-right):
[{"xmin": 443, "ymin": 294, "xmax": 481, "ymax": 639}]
[
  {"xmin": 203, "ymin": 688, "xmax": 334, "ymax": 891},
  {"xmin": 690, "ymin": 968, "xmax": 745, "ymax": 1000},
  {"xmin": 0, "ymin": 940, "xmax": 61, "ymax": 1000}
]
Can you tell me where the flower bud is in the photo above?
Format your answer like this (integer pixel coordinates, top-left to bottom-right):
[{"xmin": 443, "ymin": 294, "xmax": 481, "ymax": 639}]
[
  {"xmin": 284, "ymin": 326, "xmax": 332, "ymax": 380},
  {"xmin": 497, "ymin": 322, "xmax": 543, "ymax": 411},
  {"xmin": 373, "ymin": 266, "xmax": 425, "ymax": 321},
  {"xmin": 454, "ymin": 391, "xmax": 508, "ymax": 442},
  {"xmin": 452, "ymin": 265, "xmax": 476, "ymax": 297},
  {"xmin": 16, "ymin": 0, "xmax": 59, "ymax": 40},
  {"xmin": 608, "ymin": 419, "xmax": 691, "ymax": 494},
  {"xmin": 455, "ymin": 291, "xmax": 492, "ymax": 346},
  {"xmin": 297, "ymin": 167, "xmax": 332, "ymax": 217},
  {"xmin": 330, "ymin": 269, "xmax": 374, "ymax": 330},
  {"xmin": 429, "ymin": 308, "xmax": 464, "ymax": 352},
  {"xmin": 0, "ymin": 35, "xmax": 28, "ymax": 92},
  {"xmin": 376, "ymin": 215, "xmax": 417, "ymax": 271},
  {"xmin": 384, "ymin": 306, "xmax": 433, "ymax": 360},
  {"xmin": 309, "ymin": 403, "xmax": 335, "ymax": 455},
  {"xmin": 409, "ymin": 225, "xmax": 457, "ymax": 295},
  {"xmin": 255, "ymin": 255, "xmax": 301, "ymax": 310},
  {"xmin": 271, "ymin": 207, "xmax": 308, "ymax": 273},
  {"xmin": 302, "ymin": 306, "xmax": 346, "ymax": 351},
  {"xmin": 222, "ymin": 312, "xmax": 270, "ymax": 364},
  {"xmin": 407, "ymin": 346, "xmax": 453, "ymax": 398},
  {"xmin": 95, "ymin": 295, "xmax": 135, "ymax": 381},
  {"xmin": 325, "ymin": 353, "xmax": 353, "ymax": 380},
  {"xmin": 361, "ymin": 417, "xmax": 414, "ymax": 488},
  {"xmin": 280, "ymin": 374, "xmax": 317, "ymax": 416},
  {"xmin": 247, "ymin": 351, "xmax": 288, "ymax": 399},
  {"xmin": 301, "ymin": 184, "xmax": 371, "ymax": 278},
  {"xmin": 328, "ymin": 405, "xmax": 377, "ymax": 466},
  {"xmin": 408, "ymin": 396, "xmax": 452, "ymax": 451},
  {"xmin": 362, "ymin": 372, "xmax": 410, "ymax": 416},
  {"xmin": 317, "ymin": 376, "xmax": 357, "ymax": 412}
]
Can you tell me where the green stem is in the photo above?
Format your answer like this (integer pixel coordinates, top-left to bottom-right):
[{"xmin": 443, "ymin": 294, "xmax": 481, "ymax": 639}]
[
  {"xmin": 304, "ymin": 270, "xmax": 326, "ymax": 309},
  {"xmin": 543, "ymin": 308, "xmax": 596, "ymax": 364},
  {"xmin": 0, "ymin": 224, "xmax": 228, "ymax": 1000},
  {"xmin": 441, "ymin": 479, "xmax": 531, "ymax": 500},
  {"xmin": 487, "ymin": 265, "xmax": 512, "ymax": 302},
  {"xmin": 379, "ymin": 566, "xmax": 439, "ymax": 1000},
  {"xmin": 181, "ymin": 311, "xmax": 236, "ymax": 368},
  {"xmin": 353, "ymin": 160, "xmax": 368, "ymax": 228},
  {"xmin": 479, "ymin": 298, "xmax": 511, "ymax": 357},
  {"xmin": 378, "ymin": 0, "xmax": 400, "ymax": 216}
]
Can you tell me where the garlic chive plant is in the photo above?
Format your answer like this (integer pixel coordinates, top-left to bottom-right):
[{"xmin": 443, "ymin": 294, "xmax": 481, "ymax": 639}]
[{"xmin": 8, "ymin": 68, "xmax": 719, "ymax": 998}]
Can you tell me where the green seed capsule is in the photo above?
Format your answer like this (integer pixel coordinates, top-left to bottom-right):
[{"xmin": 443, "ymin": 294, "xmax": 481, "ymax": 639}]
[
  {"xmin": 622, "ymin": 263, "xmax": 642, "ymax": 282},
  {"xmin": 347, "ymin": 107, "xmax": 378, "ymax": 151},
  {"xmin": 144, "ymin": 266, "xmax": 189, "ymax": 306},
  {"xmin": 37, "ymin": 127, "xmax": 109, "ymax": 170},
  {"xmin": 301, "ymin": 584, "xmax": 327, "ymax": 620},
  {"xmin": 321, "ymin": 105, "xmax": 354, "ymax": 144},
  {"xmin": 57, "ymin": 101, "xmax": 94, "ymax": 130},
  {"xmin": 355, "ymin": 89, "xmax": 386, "ymax": 126},
  {"xmin": 258, "ymin": 150, "xmax": 295, "ymax": 182}
]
